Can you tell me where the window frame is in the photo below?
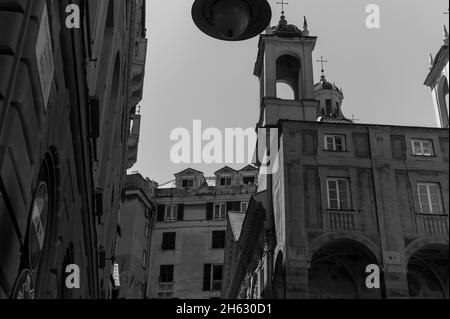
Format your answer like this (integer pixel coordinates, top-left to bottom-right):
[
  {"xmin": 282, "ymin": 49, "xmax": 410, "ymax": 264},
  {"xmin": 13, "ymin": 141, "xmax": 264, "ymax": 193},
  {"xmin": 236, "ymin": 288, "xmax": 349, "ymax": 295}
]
[
  {"xmin": 159, "ymin": 265, "xmax": 174, "ymax": 283},
  {"xmin": 411, "ymin": 139, "xmax": 434, "ymax": 157},
  {"xmin": 324, "ymin": 134, "xmax": 346, "ymax": 152},
  {"xmin": 220, "ymin": 177, "xmax": 232, "ymax": 187},
  {"xmin": 213, "ymin": 203, "xmax": 226, "ymax": 220},
  {"xmin": 326, "ymin": 178, "xmax": 352, "ymax": 211},
  {"xmin": 162, "ymin": 232, "xmax": 176, "ymax": 250},
  {"xmin": 165, "ymin": 205, "xmax": 177, "ymax": 222},
  {"xmin": 241, "ymin": 202, "xmax": 248, "ymax": 212},
  {"xmin": 182, "ymin": 178, "xmax": 194, "ymax": 188},
  {"xmin": 212, "ymin": 231, "xmax": 226, "ymax": 249},
  {"xmin": 417, "ymin": 182, "xmax": 444, "ymax": 215}
]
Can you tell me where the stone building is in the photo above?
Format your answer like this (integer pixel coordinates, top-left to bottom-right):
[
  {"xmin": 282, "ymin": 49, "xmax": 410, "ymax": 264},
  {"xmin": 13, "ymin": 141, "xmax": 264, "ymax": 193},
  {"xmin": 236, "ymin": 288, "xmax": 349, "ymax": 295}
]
[
  {"xmin": 0, "ymin": 0, "xmax": 147, "ymax": 299},
  {"xmin": 147, "ymin": 166, "xmax": 257, "ymax": 299},
  {"xmin": 223, "ymin": 14, "xmax": 449, "ymax": 299},
  {"xmin": 115, "ymin": 173, "xmax": 156, "ymax": 299}
]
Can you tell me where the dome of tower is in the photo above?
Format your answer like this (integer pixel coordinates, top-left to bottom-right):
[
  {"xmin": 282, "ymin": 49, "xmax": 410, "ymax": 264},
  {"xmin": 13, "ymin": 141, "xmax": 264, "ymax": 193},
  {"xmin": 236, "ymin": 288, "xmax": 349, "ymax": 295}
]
[
  {"xmin": 266, "ymin": 14, "xmax": 303, "ymax": 37},
  {"xmin": 314, "ymin": 75, "xmax": 342, "ymax": 93}
]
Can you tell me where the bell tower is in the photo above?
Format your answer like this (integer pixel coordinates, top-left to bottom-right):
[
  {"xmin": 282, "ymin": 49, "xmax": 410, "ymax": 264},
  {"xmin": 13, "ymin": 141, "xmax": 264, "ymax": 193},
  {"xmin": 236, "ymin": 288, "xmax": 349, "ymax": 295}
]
[
  {"xmin": 254, "ymin": 13, "xmax": 319, "ymax": 126},
  {"xmin": 424, "ymin": 25, "xmax": 449, "ymax": 128}
]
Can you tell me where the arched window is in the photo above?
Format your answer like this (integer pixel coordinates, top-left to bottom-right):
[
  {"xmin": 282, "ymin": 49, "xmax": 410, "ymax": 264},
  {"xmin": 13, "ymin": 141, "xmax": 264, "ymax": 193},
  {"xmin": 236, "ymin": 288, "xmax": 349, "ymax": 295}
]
[{"xmin": 276, "ymin": 55, "xmax": 301, "ymax": 100}]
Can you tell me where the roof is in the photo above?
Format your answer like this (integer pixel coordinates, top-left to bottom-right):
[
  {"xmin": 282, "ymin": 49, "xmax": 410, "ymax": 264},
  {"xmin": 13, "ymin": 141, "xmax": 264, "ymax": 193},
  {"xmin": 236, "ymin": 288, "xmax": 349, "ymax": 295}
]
[
  {"xmin": 214, "ymin": 166, "xmax": 238, "ymax": 175},
  {"xmin": 317, "ymin": 116, "xmax": 353, "ymax": 124},
  {"xmin": 228, "ymin": 213, "xmax": 246, "ymax": 242},
  {"xmin": 266, "ymin": 15, "xmax": 303, "ymax": 37},
  {"xmin": 174, "ymin": 168, "xmax": 204, "ymax": 177},
  {"xmin": 239, "ymin": 165, "xmax": 258, "ymax": 172},
  {"xmin": 314, "ymin": 75, "xmax": 343, "ymax": 93}
]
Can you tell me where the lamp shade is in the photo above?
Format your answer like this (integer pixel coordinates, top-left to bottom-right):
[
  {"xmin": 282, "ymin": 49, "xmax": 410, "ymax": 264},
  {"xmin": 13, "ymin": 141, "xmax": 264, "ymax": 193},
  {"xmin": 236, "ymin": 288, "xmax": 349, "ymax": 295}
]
[{"xmin": 192, "ymin": 0, "xmax": 272, "ymax": 41}]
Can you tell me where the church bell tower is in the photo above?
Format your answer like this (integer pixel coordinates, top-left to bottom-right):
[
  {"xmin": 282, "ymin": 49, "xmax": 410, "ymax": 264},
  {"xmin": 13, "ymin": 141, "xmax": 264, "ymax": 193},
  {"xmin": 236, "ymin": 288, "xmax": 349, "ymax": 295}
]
[{"xmin": 254, "ymin": 12, "xmax": 319, "ymax": 126}]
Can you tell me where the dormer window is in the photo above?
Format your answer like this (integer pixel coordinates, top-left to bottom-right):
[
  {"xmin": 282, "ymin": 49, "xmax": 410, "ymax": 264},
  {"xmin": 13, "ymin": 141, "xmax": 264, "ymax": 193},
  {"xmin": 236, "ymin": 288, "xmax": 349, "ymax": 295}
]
[
  {"xmin": 243, "ymin": 176, "xmax": 255, "ymax": 185},
  {"xmin": 182, "ymin": 178, "xmax": 194, "ymax": 188},
  {"xmin": 220, "ymin": 177, "xmax": 232, "ymax": 186}
]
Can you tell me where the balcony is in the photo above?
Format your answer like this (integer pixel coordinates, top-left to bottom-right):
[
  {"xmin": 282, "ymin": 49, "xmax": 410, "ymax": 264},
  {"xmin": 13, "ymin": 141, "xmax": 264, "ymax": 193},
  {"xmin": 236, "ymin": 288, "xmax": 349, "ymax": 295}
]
[
  {"xmin": 158, "ymin": 282, "xmax": 174, "ymax": 293},
  {"xmin": 416, "ymin": 214, "xmax": 449, "ymax": 237},
  {"xmin": 323, "ymin": 210, "xmax": 358, "ymax": 231}
]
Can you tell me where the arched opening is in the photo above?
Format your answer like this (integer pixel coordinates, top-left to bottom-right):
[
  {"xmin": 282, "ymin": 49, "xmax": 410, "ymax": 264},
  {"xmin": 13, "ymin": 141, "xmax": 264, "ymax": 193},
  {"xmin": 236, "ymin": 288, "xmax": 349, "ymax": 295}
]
[
  {"xmin": 437, "ymin": 76, "xmax": 449, "ymax": 127},
  {"xmin": 407, "ymin": 244, "xmax": 448, "ymax": 299},
  {"xmin": 276, "ymin": 55, "xmax": 300, "ymax": 100},
  {"xmin": 309, "ymin": 239, "xmax": 381, "ymax": 299},
  {"xmin": 276, "ymin": 82, "xmax": 295, "ymax": 100}
]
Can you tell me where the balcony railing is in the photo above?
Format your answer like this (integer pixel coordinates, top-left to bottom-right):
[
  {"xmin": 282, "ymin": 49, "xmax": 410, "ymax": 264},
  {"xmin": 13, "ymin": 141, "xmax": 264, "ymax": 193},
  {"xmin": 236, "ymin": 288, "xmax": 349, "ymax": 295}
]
[
  {"xmin": 158, "ymin": 282, "xmax": 174, "ymax": 293},
  {"xmin": 417, "ymin": 214, "xmax": 449, "ymax": 236},
  {"xmin": 324, "ymin": 210, "xmax": 357, "ymax": 231}
]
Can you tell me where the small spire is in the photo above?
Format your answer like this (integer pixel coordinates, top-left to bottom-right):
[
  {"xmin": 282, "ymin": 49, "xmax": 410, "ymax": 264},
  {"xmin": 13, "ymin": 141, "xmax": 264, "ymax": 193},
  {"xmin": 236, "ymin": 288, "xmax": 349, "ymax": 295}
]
[
  {"xmin": 444, "ymin": 25, "xmax": 449, "ymax": 45},
  {"xmin": 303, "ymin": 16, "xmax": 309, "ymax": 36}
]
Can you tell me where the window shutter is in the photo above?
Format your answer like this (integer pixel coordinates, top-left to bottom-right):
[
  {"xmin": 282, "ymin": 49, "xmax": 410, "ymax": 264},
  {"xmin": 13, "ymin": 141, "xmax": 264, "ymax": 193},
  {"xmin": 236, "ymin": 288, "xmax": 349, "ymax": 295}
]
[
  {"xmin": 177, "ymin": 204, "xmax": 184, "ymax": 221},
  {"xmin": 157, "ymin": 205, "xmax": 165, "ymax": 222},
  {"xmin": 203, "ymin": 264, "xmax": 211, "ymax": 291},
  {"xmin": 206, "ymin": 203, "xmax": 213, "ymax": 220}
]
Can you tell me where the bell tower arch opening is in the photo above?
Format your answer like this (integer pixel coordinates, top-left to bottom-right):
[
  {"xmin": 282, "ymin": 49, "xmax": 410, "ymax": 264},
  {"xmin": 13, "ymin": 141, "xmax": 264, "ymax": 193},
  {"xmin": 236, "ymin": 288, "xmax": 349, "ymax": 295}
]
[{"xmin": 276, "ymin": 54, "xmax": 301, "ymax": 100}]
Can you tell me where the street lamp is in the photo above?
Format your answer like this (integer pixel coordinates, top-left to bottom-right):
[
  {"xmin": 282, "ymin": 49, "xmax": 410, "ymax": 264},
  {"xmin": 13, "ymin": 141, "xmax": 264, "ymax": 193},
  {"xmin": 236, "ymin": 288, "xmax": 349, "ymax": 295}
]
[{"xmin": 192, "ymin": 0, "xmax": 272, "ymax": 41}]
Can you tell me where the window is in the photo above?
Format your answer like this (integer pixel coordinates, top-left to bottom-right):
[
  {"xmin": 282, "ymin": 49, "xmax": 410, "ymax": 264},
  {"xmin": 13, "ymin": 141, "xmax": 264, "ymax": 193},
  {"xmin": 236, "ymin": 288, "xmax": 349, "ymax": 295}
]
[
  {"xmin": 203, "ymin": 264, "xmax": 223, "ymax": 291},
  {"xmin": 324, "ymin": 135, "xmax": 346, "ymax": 152},
  {"xmin": 214, "ymin": 203, "xmax": 226, "ymax": 220},
  {"xmin": 417, "ymin": 183, "xmax": 443, "ymax": 215},
  {"xmin": 412, "ymin": 139, "xmax": 434, "ymax": 156},
  {"xmin": 241, "ymin": 202, "xmax": 248, "ymax": 212},
  {"xmin": 325, "ymin": 99, "xmax": 332, "ymax": 115},
  {"xmin": 327, "ymin": 178, "xmax": 351, "ymax": 210},
  {"xmin": 159, "ymin": 265, "xmax": 174, "ymax": 283},
  {"xmin": 212, "ymin": 231, "xmax": 226, "ymax": 249},
  {"xmin": 165, "ymin": 205, "xmax": 177, "ymax": 222},
  {"xmin": 182, "ymin": 179, "xmax": 194, "ymax": 188},
  {"xmin": 162, "ymin": 232, "xmax": 176, "ymax": 250},
  {"xmin": 220, "ymin": 177, "xmax": 232, "ymax": 186},
  {"xmin": 243, "ymin": 176, "xmax": 255, "ymax": 185},
  {"xmin": 142, "ymin": 250, "xmax": 147, "ymax": 269}
]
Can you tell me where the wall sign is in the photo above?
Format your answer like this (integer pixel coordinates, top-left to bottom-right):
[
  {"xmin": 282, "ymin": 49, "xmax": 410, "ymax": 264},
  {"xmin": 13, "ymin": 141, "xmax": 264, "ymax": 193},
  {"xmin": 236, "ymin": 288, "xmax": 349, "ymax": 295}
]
[{"xmin": 35, "ymin": 2, "xmax": 54, "ymax": 111}]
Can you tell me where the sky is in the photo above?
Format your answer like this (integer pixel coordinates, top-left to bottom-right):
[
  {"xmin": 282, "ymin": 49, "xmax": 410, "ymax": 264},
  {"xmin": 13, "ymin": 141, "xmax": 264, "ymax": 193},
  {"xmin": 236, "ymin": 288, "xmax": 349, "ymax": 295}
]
[{"xmin": 132, "ymin": 0, "xmax": 449, "ymax": 185}]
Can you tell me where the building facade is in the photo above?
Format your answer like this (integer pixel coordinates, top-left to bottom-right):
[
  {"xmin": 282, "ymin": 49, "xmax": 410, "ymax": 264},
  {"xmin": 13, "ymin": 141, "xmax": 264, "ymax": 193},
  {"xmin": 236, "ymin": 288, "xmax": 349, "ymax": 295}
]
[
  {"xmin": 115, "ymin": 173, "xmax": 156, "ymax": 299},
  {"xmin": 147, "ymin": 166, "xmax": 257, "ymax": 299},
  {"xmin": 223, "ymin": 14, "xmax": 449, "ymax": 299},
  {"xmin": 0, "ymin": 0, "xmax": 147, "ymax": 299}
]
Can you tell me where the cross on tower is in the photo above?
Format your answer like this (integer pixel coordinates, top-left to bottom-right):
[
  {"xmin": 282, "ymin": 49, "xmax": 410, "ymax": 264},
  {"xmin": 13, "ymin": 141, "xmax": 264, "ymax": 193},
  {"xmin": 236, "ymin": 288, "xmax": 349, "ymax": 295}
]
[
  {"xmin": 316, "ymin": 56, "xmax": 328, "ymax": 76},
  {"xmin": 276, "ymin": 0, "xmax": 288, "ymax": 14}
]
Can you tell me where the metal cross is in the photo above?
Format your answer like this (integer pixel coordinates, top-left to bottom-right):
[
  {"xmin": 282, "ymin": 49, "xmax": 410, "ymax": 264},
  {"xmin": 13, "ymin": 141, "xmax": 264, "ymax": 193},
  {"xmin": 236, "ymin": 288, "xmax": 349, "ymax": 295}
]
[
  {"xmin": 316, "ymin": 56, "xmax": 328, "ymax": 76},
  {"xmin": 276, "ymin": 0, "xmax": 289, "ymax": 14}
]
